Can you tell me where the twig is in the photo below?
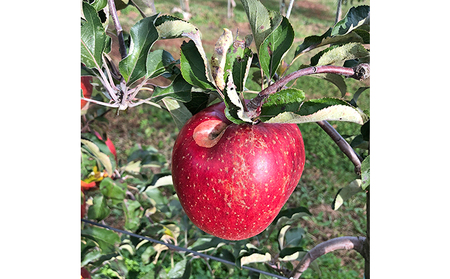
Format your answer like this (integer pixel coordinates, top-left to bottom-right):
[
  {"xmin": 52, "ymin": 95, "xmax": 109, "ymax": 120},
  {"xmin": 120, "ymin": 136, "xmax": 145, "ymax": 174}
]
[
  {"xmin": 289, "ymin": 236, "xmax": 367, "ymax": 279},
  {"xmin": 316, "ymin": 120, "xmax": 363, "ymax": 175},
  {"xmin": 108, "ymin": 0, "xmax": 127, "ymax": 59},
  {"xmin": 246, "ymin": 64, "xmax": 369, "ymax": 118},
  {"xmin": 335, "ymin": 0, "xmax": 342, "ymax": 24}
]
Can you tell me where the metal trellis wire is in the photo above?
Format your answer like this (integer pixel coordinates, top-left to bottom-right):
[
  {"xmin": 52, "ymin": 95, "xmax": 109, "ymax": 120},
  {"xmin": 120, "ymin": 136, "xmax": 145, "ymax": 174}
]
[{"xmin": 81, "ymin": 219, "xmax": 292, "ymax": 279}]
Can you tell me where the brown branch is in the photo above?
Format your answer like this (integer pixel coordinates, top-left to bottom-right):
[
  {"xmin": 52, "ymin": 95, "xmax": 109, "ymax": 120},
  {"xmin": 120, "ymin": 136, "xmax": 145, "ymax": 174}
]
[
  {"xmin": 246, "ymin": 64, "xmax": 370, "ymax": 118},
  {"xmin": 108, "ymin": 0, "xmax": 127, "ymax": 59},
  {"xmin": 316, "ymin": 120, "xmax": 363, "ymax": 175},
  {"xmin": 290, "ymin": 236, "xmax": 367, "ymax": 279}
]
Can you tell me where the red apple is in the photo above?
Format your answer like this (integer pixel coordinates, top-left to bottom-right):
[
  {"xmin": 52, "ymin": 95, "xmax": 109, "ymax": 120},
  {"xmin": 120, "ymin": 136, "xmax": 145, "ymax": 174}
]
[
  {"xmin": 171, "ymin": 102, "xmax": 305, "ymax": 240},
  {"xmin": 81, "ymin": 267, "xmax": 91, "ymax": 279},
  {"xmin": 81, "ymin": 191, "xmax": 86, "ymax": 219},
  {"xmin": 81, "ymin": 76, "xmax": 93, "ymax": 110}
]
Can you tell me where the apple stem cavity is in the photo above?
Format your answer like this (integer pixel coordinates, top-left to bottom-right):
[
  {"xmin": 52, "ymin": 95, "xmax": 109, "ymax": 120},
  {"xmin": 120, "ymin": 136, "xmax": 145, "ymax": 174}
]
[{"xmin": 193, "ymin": 119, "xmax": 229, "ymax": 148}]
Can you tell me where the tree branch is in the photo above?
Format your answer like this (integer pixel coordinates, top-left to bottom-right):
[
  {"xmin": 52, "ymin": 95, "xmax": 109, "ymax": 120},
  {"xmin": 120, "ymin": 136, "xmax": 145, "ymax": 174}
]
[
  {"xmin": 108, "ymin": 0, "xmax": 127, "ymax": 59},
  {"xmin": 290, "ymin": 236, "xmax": 367, "ymax": 279},
  {"xmin": 316, "ymin": 120, "xmax": 363, "ymax": 175},
  {"xmin": 246, "ymin": 64, "xmax": 370, "ymax": 118}
]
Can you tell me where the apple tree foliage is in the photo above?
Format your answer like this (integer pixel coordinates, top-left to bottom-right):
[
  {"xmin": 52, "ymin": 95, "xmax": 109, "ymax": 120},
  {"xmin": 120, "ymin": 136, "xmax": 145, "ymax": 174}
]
[{"xmin": 81, "ymin": 0, "xmax": 370, "ymax": 278}]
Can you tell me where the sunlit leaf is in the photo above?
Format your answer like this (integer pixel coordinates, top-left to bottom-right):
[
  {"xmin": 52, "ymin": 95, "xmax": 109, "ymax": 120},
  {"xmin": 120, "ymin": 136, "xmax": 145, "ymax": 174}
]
[
  {"xmin": 278, "ymin": 225, "xmax": 290, "ymax": 251},
  {"xmin": 315, "ymin": 43, "xmax": 369, "ymax": 66},
  {"xmin": 332, "ymin": 5, "xmax": 370, "ymax": 36},
  {"xmin": 274, "ymin": 206, "xmax": 311, "ymax": 226},
  {"xmin": 361, "ymin": 155, "xmax": 370, "ymax": 190},
  {"xmin": 240, "ymin": 252, "xmax": 272, "ymax": 266},
  {"xmin": 99, "ymin": 177, "xmax": 126, "ymax": 201},
  {"xmin": 241, "ymin": 0, "xmax": 272, "ymax": 51},
  {"xmin": 180, "ymin": 40, "xmax": 216, "ymax": 90},
  {"xmin": 155, "ymin": 15, "xmax": 199, "ymax": 39},
  {"xmin": 162, "ymin": 97, "xmax": 193, "ymax": 130},
  {"xmin": 279, "ymin": 247, "xmax": 306, "ymax": 261},
  {"xmin": 332, "ymin": 179, "xmax": 364, "ymax": 210},
  {"xmin": 81, "ymin": 226, "xmax": 120, "ymax": 254},
  {"xmin": 259, "ymin": 16, "xmax": 294, "ymax": 79},
  {"xmin": 81, "ymin": 2, "xmax": 108, "ymax": 69},
  {"xmin": 81, "ymin": 139, "xmax": 113, "ymax": 175},
  {"xmin": 211, "ymin": 28, "xmax": 234, "ymax": 90},
  {"xmin": 260, "ymin": 88, "xmax": 305, "ymax": 117},
  {"xmin": 167, "ymin": 259, "xmax": 188, "ymax": 278},
  {"xmin": 267, "ymin": 97, "xmax": 365, "ymax": 125},
  {"xmin": 223, "ymin": 72, "xmax": 253, "ymax": 124}
]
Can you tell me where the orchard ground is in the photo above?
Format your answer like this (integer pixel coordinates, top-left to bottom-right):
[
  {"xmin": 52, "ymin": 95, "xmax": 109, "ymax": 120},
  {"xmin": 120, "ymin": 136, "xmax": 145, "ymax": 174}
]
[{"xmin": 87, "ymin": 0, "xmax": 370, "ymax": 277}]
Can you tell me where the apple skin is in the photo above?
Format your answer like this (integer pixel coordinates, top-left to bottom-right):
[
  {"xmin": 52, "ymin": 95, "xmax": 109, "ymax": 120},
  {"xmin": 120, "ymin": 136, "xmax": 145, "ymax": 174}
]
[
  {"xmin": 81, "ymin": 267, "xmax": 91, "ymax": 279},
  {"xmin": 81, "ymin": 76, "xmax": 93, "ymax": 110},
  {"xmin": 171, "ymin": 102, "xmax": 305, "ymax": 240}
]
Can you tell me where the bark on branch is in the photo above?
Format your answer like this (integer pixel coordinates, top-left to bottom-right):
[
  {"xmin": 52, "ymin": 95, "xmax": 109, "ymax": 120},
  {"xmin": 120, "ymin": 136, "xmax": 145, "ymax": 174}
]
[
  {"xmin": 316, "ymin": 120, "xmax": 363, "ymax": 175},
  {"xmin": 246, "ymin": 64, "xmax": 370, "ymax": 118},
  {"xmin": 290, "ymin": 236, "xmax": 367, "ymax": 279}
]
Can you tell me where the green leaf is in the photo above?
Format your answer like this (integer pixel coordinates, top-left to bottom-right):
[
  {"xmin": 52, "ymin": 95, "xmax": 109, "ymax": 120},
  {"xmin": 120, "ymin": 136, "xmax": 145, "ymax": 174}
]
[
  {"xmin": 361, "ymin": 119, "xmax": 370, "ymax": 141},
  {"xmin": 99, "ymin": 177, "xmax": 126, "ymax": 200},
  {"xmin": 284, "ymin": 227, "xmax": 305, "ymax": 247},
  {"xmin": 241, "ymin": 0, "xmax": 272, "ymax": 52},
  {"xmin": 90, "ymin": 0, "xmax": 108, "ymax": 11},
  {"xmin": 167, "ymin": 259, "xmax": 188, "ymax": 278},
  {"xmin": 332, "ymin": 179, "xmax": 364, "ymax": 210},
  {"xmin": 279, "ymin": 247, "xmax": 306, "ymax": 261},
  {"xmin": 350, "ymin": 86, "xmax": 370, "ymax": 107},
  {"xmin": 146, "ymin": 49, "xmax": 176, "ymax": 79},
  {"xmin": 237, "ymin": 244, "xmax": 272, "ymax": 266},
  {"xmin": 260, "ymin": 88, "xmax": 305, "ymax": 117},
  {"xmin": 81, "ymin": 2, "xmax": 108, "ymax": 69},
  {"xmin": 155, "ymin": 16, "xmax": 216, "ymax": 90},
  {"xmin": 259, "ymin": 16, "xmax": 294, "ymax": 79},
  {"xmin": 315, "ymin": 43, "xmax": 369, "ymax": 66},
  {"xmin": 278, "ymin": 225, "xmax": 290, "ymax": 251},
  {"xmin": 87, "ymin": 195, "xmax": 111, "ymax": 221},
  {"xmin": 151, "ymin": 74, "xmax": 193, "ymax": 103},
  {"xmin": 123, "ymin": 200, "xmax": 143, "ymax": 232},
  {"xmin": 155, "ymin": 15, "xmax": 199, "ymax": 39},
  {"xmin": 190, "ymin": 237, "xmax": 228, "ymax": 252},
  {"xmin": 223, "ymin": 72, "xmax": 253, "ymax": 124},
  {"xmin": 266, "ymin": 98, "xmax": 365, "ymax": 124},
  {"xmin": 118, "ymin": 14, "xmax": 159, "ymax": 84},
  {"xmin": 308, "ymin": 73, "xmax": 347, "ymax": 96},
  {"xmin": 180, "ymin": 40, "xmax": 216, "ymax": 90},
  {"xmin": 162, "ymin": 97, "xmax": 193, "ymax": 130},
  {"xmin": 332, "ymin": 5, "xmax": 370, "ymax": 36},
  {"xmin": 361, "ymin": 155, "xmax": 370, "ymax": 190},
  {"xmin": 81, "ymin": 225, "xmax": 120, "ymax": 254},
  {"xmin": 294, "ymin": 28, "xmax": 364, "ymax": 59},
  {"xmin": 273, "ymin": 206, "xmax": 312, "ymax": 226},
  {"xmin": 229, "ymin": 47, "xmax": 253, "ymax": 92},
  {"xmin": 81, "ymin": 139, "xmax": 114, "ymax": 176}
]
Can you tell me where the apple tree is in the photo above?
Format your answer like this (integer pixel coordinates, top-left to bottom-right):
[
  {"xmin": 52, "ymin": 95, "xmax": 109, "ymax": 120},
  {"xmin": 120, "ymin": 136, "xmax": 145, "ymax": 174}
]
[{"xmin": 81, "ymin": 0, "xmax": 370, "ymax": 278}]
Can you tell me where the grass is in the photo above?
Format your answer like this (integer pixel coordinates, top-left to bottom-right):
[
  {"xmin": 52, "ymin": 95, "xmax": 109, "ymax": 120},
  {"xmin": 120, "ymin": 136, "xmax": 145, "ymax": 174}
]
[{"xmin": 103, "ymin": 0, "xmax": 370, "ymax": 277}]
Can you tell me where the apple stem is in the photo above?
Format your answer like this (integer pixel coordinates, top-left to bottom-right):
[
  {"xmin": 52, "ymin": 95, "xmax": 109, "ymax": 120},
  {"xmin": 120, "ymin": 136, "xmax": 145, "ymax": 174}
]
[
  {"xmin": 108, "ymin": 0, "xmax": 128, "ymax": 59},
  {"xmin": 246, "ymin": 64, "xmax": 370, "ymax": 117},
  {"xmin": 316, "ymin": 120, "xmax": 363, "ymax": 175},
  {"xmin": 289, "ymin": 236, "xmax": 367, "ymax": 279}
]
